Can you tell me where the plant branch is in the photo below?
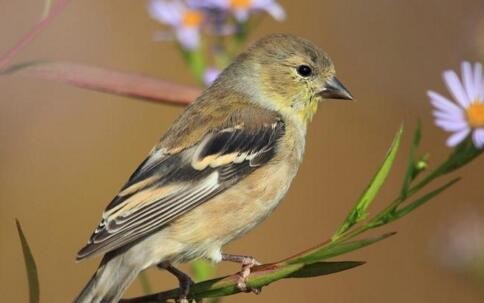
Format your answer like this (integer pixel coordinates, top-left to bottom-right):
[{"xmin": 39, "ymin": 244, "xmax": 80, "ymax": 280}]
[
  {"xmin": 1, "ymin": 61, "xmax": 201, "ymax": 105},
  {"xmin": 117, "ymin": 127, "xmax": 469, "ymax": 303},
  {"xmin": 0, "ymin": 0, "xmax": 72, "ymax": 70},
  {"xmin": 120, "ymin": 261, "xmax": 364, "ymax": 303}
]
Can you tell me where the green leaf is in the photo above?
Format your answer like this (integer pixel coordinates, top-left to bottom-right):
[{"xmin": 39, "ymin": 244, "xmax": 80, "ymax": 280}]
[
  {"xmin": 394, "ymin": 177, "xmax": 460, "ymax": 220},
  {"xmin": 287, "ymin": 261, "xmax": 365, "ymax": 278},
  {"xmin": 121, "ymin": 264, "xmax": 305, "ymax": 302},
  {"xmin": 400, "ymin": 122, "xmax": 422, "ymax": 199},
  {"xmin": 288, "ymin": 232, "xmax": 396, "ymax": 265},
  {"xmin": 439, "ymin": 138, "xmax": 484, "ymax": 175},
  {"xmin": 15, "ymin": 219, "xmax": 39, "ymax": 303},
  {"xmin": 333, "ymin": 126, "xmax": 403, "ymax": 239}
]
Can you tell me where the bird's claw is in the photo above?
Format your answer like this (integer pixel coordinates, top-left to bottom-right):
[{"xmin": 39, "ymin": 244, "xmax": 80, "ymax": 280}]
[
  {"xmin": 235, "ymin": 257, "xmax": 261, "ymax": 294},
  {"xmin": 236, "ymin": 280, "xmax": 261, "ymax": 294},
  {"xmin": 220, "ymin": 254, "xmax": 262, "ymax": 294}
]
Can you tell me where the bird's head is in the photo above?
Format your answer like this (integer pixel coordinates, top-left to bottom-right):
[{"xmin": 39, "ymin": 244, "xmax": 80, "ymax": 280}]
[{"xmin": 221, "ymin": 33, "xmax": 353, "ymax": 123}]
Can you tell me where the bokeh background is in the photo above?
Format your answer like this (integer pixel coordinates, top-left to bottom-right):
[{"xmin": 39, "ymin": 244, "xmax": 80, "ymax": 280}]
[{"xmin": 1, "ymin": 0, "xmax": 484, "ymax": 302}]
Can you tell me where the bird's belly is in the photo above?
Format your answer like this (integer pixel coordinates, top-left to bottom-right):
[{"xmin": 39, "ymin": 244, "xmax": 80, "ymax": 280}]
[{"xmin": 151, "ymin": 159, "xmax": 298, "ymax": 263}]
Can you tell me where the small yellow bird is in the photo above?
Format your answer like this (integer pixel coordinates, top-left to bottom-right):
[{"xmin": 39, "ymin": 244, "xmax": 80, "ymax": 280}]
[{"xmin": 74, "ymin": 33, "xmax": 353, "ymax": 303}]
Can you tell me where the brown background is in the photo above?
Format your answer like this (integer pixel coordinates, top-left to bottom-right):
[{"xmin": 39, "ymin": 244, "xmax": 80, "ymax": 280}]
[{"xmin": 1, "ymin": 0, "xmax": 484, "ymax": 302}]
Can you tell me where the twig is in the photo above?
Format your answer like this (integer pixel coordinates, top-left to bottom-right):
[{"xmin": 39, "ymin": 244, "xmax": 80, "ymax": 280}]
[
  {"xmin": 2, "ymin": 61, "xmax": 201, "ymax": 105},
  {"xmin": 0, "ymin": 0, "xmax": 72, "ymax": 70},
  {"xmin": 119, "ymin": 261, "xmax": 364, "ymax": 303}
]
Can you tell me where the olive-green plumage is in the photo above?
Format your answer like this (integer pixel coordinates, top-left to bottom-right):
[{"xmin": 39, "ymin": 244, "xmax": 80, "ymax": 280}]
[{"xmin": 75, "ymin": 33, "xmax": 352, "ymax": 303}]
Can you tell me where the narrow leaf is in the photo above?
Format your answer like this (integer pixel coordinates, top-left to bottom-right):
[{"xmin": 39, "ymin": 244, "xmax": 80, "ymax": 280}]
[
  {"xmin": 333, "ymin": 126, "xmax": 403, "ymax": 239},
  {"xmin": 15, "ymin": 219, "xmax": 40, "ymax": 303},
  {"xmin": 394, "ymin": 177, "xmax": 460, "ymax": 219},
  {"xmin": 121, "ymin": 261, "xmax": 363, "ymax": 302},
  {"xmin": 1, "ymin": 61, "xmax": 201, "ymax": 105},
  {"xmin": 439, "ymin": 138, "xmax": 484, "ymax": 175},
  {"xmin": 287, "ymin": 261, "xmax": 365, "ymax": 278},
  {"xmin": 121, "ymin": 263, "xmax": 305, "ymax": 302},
  {"xmin": 287, "ymin": 232, "xmax": 396, "ymax": 265},
  {"xmin": 400, "ymin": 121, "xmax": 422, "ymax": 198}
]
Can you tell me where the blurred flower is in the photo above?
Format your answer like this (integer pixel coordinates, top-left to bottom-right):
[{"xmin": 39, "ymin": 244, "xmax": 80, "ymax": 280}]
[
  {"xmin": 203, "ymin": 67, "xmax": 221, "ymax": 86},
  {"xmin": 433, "ymin": 213, "xmax": 484, "ymax": 279},
  {"xmin": 148, "ymin": 0, "xmax": 203, "ymax": 50},
  {"xmin": 193, "ymin": 0, "xmax": 286, "ymax": 22},
  {"xmin": 428, "ymin": 62, "xmax": 484, "ymax": 148}
]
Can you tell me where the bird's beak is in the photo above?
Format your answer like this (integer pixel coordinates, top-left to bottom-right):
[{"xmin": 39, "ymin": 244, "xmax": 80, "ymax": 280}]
[{"xmin": 319, "ymin": 76, "xmax": 353, "ymax": 100}]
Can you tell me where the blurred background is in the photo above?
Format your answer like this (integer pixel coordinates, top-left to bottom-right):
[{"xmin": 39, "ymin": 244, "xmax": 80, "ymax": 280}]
[{"xmin": 1, "ymin": 0, "xmax": 484, "ymax": 302}]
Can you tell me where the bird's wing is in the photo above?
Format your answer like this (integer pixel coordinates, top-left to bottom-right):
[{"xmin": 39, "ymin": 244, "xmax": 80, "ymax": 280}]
[{"xmin": 77, "ymin": 108, "xmax": 285, "ymax": 260}]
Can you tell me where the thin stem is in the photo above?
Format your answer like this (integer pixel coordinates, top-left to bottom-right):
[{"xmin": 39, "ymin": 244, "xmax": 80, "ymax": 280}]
[
  {"xmin": 0, "ymin": 0, "xmax": 73, "ymax": 70},
  {"xmin": 138, "ymin": 272, "xmax": 152, "ymax": 294},
  {"xmin": 2, "ymin": 61, "xmax": 200, "ymax": 105}
]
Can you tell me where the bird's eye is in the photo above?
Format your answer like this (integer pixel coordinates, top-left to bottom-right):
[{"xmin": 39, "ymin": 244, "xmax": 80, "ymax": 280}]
[{"xmin": 296, "ymin": 65, "xmax": 312, "ymax": 77}]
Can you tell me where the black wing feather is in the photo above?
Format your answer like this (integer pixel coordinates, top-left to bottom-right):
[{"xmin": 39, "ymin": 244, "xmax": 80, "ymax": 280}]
[{"xmin": 77, "ymin": 119, "xmax": 285, "ymax": 260}]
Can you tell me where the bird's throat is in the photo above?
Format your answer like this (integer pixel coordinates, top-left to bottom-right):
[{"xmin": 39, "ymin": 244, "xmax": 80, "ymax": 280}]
[{"xmin": 297, "ymin": 100, "xmax": 319, "ymax": 123}]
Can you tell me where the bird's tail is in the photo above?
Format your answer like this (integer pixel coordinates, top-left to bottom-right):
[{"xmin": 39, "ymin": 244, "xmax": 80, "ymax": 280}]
[{"xmin": 74, "ymin": 255, "xmax": 141, "ymax": 303}]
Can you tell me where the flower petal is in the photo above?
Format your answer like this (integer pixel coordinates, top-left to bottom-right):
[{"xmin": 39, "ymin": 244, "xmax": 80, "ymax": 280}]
[
  {"xmin": 189, "ymin": 0, "xmax": 229, "ymax": 10},
  {"xmin": 428, "ymin": 91, "xmax": 464, "ymax": 115},
  {"xmin": 432, "ymin": 110, "xmax": 465, "ymax": 122},
  {"xmin": 446, "ymin": 128, "xmax": 470, "ymax": 147},
  {"xmin": 149, "ymin": 0, "xmax": 183, "ymax": 26},
  {"xmin": 462, "ymin": 62, "xmax": 477, "ymax": 101},
  {"xmin": 203, "ymin": 67, "xmax": 221, "ymax": 86},
  {"xmin": 252, "ymin": 0, "xmax": 286, "ymax": 21},
  {"xmin": 175, "ymin": 27, "xmax": 200, "ymax": 50},
  {"xmin": 443, "ymin": 70, "xmax": 471, "ymax": 107},
  {"xmin": 264, "ymin": 2, "xmax": 286, "ymax": 21},
  {"xmin": 233, "ymin": 9, "xmax": 250, "ymax": 21},
  {"xmin": 472, "ymin": 128, "xmax": 484, "ymax": 148},
  {"xmin": 435, "ymin": 119, "xmax": 469, "ymax": 132},
  {"xmin": 473, "ymin": 62, "xmax": 483, "ymax": 101}
]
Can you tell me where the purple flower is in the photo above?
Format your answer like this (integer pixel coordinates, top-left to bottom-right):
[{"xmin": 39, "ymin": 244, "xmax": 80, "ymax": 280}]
[
  {"xmin": 428, "ymin": 62, "xmax": 484, "ymax": 148},
  {"xmin": 203, "ymin": 67, "xmax": 221, "ymax": 86},
  {"xmin": 148, "ymin": 0, "xmax": 204, "ymax": 50},
  {"xmin": 192, "ymin": 0, "xmax": 286, "ymax": 22}
]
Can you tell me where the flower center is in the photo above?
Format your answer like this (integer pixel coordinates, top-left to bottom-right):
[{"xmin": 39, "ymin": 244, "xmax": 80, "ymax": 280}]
[
  {"xmin": 182, "ymin": 10, "xmax": 202, "ymax": 28},
  {"xmin": 230, "ymin": 0, "xmax": 252, "ymax": 9},
  {"xmin": 467, "ymin": 100, "xmax": 484, "ymax": 128}
]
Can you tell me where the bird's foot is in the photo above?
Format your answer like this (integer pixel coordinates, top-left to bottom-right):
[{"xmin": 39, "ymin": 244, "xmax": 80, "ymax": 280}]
[
  {"xmin": 221, "ymin": 253, "xmax": 261, "ymax": 294},
  {"xmin": 157, "ymin": 261, "xmax": 195, "ymax": 302}
]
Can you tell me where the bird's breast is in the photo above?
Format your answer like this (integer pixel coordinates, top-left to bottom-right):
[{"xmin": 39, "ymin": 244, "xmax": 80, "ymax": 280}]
[
  {"xmin": 163, "ymin": 135, "xmax": 302, "ymax": 254},
  {"xmin": 143, "ymin": 124, "xmax": 306, "ymax": 264}
]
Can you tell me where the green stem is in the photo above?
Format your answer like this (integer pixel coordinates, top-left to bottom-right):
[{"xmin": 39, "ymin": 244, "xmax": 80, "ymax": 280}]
[
  {"xmin": 138, "ymin": 272, "xmax": 152, "ymax": 294},
  {"xmin": 180, "ymin": 47, "xmax": 206, "ymax": 85}
]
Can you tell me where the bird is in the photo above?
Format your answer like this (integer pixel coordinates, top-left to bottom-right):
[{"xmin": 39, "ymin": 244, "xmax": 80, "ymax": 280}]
[{"xmin": 74, "ymin": 33, "xmax": 353, "ymax": 303}]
